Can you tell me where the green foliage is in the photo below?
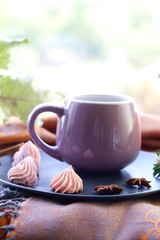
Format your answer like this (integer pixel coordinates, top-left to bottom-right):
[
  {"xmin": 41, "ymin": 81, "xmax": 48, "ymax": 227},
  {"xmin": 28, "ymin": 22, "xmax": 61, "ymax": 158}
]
[
  {"xmin": 153, "ymin": 162, "xmax": 160, "ymax": 177},
  {"xmin": 0, "ymin": 76, "xmax": 49, "ymax": 121},
  {"xmin": 0, "ymin": 38, "xmax": 49, "ymax": 122},
  {"xmin": 153, "ymin": 150, "xmax": 160, "ymax": 178},
  {"xmin": 0, "ymin": 38, "xmax": 28, "ymax": 69}
]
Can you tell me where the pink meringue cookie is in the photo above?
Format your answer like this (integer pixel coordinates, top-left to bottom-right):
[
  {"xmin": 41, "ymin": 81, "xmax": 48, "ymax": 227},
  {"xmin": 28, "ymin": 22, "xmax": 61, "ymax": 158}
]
[
  {"xmin": 8, "ymin": 156, "xmax": 38, "ymax": 187},
  {"xmin": 50, "ymin": 165, "xmax": 83, "ymax": 194},
  {"xmin": 12, "ymin": 140, "xmax": 41, "ymax": 167}
]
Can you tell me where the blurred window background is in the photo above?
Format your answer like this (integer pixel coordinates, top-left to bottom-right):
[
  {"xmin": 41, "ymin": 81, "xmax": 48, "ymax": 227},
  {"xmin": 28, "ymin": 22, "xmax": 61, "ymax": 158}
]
[{"xmin": 1, "ymin": 0, "xmax": 160, "ymax": 121}]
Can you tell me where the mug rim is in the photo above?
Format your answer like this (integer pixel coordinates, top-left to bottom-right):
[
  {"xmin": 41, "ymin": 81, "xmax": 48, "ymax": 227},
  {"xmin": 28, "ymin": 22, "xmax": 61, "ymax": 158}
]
[{"xmin": 69, "ymin": 94, "xmax": 135, "ymax": 105}]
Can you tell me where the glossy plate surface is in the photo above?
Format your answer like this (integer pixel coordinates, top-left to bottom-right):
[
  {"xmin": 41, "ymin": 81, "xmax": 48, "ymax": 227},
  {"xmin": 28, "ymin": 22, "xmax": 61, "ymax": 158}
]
[{"xmin": 0, "ymin": 150, "xmax": 159, "ymax": 201}]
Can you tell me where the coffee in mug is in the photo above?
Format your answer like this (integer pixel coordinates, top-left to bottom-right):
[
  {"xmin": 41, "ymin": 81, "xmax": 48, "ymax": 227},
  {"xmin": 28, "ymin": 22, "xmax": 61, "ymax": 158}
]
[{"xmin": 27, "ymin": 94, "xmax": 141, "ymax": 173}]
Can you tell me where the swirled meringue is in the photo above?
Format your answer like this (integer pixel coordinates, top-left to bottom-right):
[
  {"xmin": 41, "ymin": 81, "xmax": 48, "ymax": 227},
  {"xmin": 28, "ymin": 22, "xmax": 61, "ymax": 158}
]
[
  {"xmin": 50, "ymin": 165, "xmax": 83, "ymax": 194},
  {"xmin": 12, "ymin": 140, "xmax": 41, "ymax": 167},
  {"xmin": 8, "ymin": 156, "xmax": 38, "ymax": 186}
]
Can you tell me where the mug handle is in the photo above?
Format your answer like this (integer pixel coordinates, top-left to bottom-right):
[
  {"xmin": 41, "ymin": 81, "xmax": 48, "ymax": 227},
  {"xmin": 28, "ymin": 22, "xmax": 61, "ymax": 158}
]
[{"xmin": 27, "ymin": 103, "xmax": 64, "ymax": 160}]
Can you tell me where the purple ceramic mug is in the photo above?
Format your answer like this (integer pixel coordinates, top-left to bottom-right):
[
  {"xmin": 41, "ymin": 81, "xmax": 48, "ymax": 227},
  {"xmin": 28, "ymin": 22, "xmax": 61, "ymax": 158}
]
[{"xmin": 27, "ymin": 94, "xmax": 141, "ymax": 172}]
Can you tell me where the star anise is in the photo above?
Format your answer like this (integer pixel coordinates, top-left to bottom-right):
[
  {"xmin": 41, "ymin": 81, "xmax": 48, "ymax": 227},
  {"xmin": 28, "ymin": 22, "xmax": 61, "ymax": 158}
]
[
  {"xmin": 94, "ymin": 184, "xmax": 123, "ymax": 195},
  {"xmin": 125, "ymin": 178, "xmax": 151, "ymax": 188}
]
